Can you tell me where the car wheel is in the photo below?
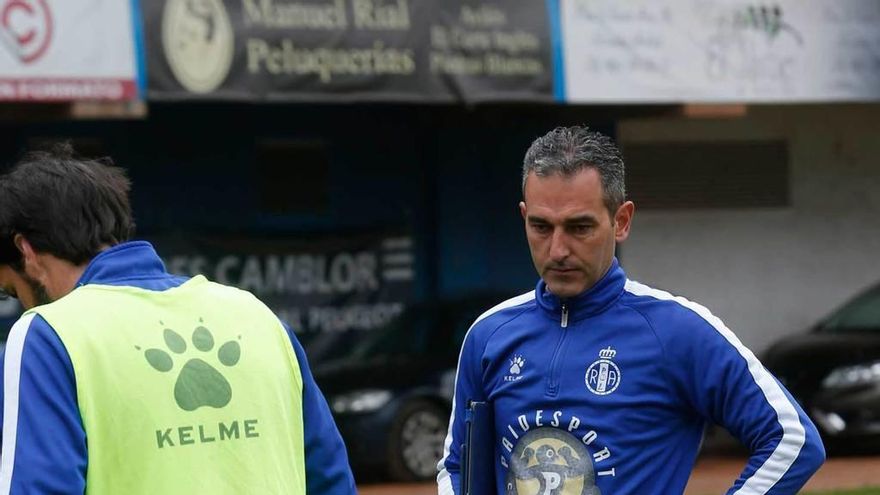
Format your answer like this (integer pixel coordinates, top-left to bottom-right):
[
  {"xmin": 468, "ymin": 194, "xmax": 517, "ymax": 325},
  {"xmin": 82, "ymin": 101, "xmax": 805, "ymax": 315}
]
[{"xmin": 387, "ymin": 399, "xmax": 449, "ymax": 481}]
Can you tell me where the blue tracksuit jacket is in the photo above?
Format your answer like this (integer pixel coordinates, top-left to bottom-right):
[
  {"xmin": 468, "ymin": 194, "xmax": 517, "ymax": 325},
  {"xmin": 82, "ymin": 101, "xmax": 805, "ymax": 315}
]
[
  {"xmin": 0, "ymin": 241, "xmax": 355, "ymax": 494},
  {"xmin": 438, "ymin": 259, "xmax": 824, "ymax": 494}
]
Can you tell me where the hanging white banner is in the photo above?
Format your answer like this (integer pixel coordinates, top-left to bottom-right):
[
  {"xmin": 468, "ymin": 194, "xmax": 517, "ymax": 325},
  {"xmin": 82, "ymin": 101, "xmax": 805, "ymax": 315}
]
[
  {"xmin": 0, "ymin": 0, "xmax": 141, "ymax": 101},
  {"xmin": 561, "ymin": 0, "xmax": 880, "ymax": 103}
]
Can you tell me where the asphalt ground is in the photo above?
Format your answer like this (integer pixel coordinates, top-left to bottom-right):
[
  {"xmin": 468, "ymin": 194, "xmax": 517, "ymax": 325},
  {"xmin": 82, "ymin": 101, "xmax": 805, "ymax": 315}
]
[{"xmin": 357, "ymin": 455, "xmax": 880, "ymax": 495}]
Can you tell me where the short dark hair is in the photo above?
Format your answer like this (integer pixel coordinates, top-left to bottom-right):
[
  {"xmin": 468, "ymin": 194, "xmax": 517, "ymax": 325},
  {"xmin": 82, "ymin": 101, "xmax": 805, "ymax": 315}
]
[
  {"xmin": 522, "ymin": 126, "xmax": 625, "ymax": 216},
  {"xmin": 0, "ymin": 143, "xmax": 135, "ymax": 268}
]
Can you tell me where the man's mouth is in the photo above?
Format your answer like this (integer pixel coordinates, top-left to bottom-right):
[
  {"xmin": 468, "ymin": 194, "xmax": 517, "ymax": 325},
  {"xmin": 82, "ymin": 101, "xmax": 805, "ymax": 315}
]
[{"xmin": 547, "ymin": 267, "xmax": 576, "ymax": 274}]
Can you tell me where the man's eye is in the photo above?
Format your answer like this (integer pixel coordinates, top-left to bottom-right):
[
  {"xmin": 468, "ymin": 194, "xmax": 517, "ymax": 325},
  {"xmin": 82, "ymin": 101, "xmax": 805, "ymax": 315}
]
[
  {"xmin": 531, "ymin": 224, "xmax": 551, "ymax": 234},
  {"xmin": 571, "ymin": 225, "xmax": 592, "ymax": 234},
  {"xmin": 0, "ymin": 286, "xmax": 17, "ymax": 300}
]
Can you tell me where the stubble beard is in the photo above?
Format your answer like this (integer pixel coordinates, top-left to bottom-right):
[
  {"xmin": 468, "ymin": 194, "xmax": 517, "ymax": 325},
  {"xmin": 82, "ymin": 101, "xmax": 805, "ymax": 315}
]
[{"xmin": 22, "ymin": 271, "xmax": 52, "ymax": 307}]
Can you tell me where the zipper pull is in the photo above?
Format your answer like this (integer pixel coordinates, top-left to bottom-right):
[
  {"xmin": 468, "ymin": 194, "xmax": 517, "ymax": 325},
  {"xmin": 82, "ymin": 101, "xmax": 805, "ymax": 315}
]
[{"xmin": 561, "ymin": 304, "xmax": 569, "ymax": 328}]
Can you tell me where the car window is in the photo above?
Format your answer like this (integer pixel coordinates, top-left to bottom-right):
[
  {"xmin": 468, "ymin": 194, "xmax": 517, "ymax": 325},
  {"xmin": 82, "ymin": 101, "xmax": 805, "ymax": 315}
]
[
  {"xmin": 451, "ymin": 306, "xmax": 487, "ymax": 349},
  {"xmin": 821, "ymin": 284, "xmax": 880, "ymax": 332},
  {"xmin": 306, "ymin": 306, "xmax": 437, "ymax": 363},
  {"xmin": 349, "ymin": 311, "xmax": 434, "ymax": 359},
  {"xmin": 303, "ymin": 298, "xmax": 504, "ymax": 364}
]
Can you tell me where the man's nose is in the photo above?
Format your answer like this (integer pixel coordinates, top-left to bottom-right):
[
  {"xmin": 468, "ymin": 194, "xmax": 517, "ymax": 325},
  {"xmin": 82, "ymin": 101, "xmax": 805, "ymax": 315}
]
[{"xmin": 549, "ymin": 229, "xmax": 570, "ymax": 262}]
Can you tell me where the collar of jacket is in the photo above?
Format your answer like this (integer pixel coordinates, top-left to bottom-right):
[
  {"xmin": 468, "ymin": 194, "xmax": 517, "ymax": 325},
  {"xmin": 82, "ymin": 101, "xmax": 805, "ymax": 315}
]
[
  {"xmin": 535, "ymin": 257, "xmax": 626, "ymax": 324},
  {"xmin": 76, "ymin": 240, "xmax": 168, "ymax": 286}
]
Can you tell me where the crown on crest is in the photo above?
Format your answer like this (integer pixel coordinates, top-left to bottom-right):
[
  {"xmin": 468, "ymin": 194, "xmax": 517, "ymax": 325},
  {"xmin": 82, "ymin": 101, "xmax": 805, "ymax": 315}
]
[{"xmin": 599, "ymin": 346, "xmax": 617, "ymax": 359}]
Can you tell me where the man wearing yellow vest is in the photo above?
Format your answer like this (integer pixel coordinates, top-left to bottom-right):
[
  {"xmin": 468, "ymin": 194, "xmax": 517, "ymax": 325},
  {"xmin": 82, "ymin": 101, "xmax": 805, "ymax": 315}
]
[{"xmin": 0, "ymin": 145, "xmax": 356, "ymax": 494}]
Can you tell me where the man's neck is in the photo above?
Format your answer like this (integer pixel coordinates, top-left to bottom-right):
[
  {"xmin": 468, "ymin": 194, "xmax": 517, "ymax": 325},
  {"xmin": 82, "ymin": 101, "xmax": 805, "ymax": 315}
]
[{"xmin": 40, "ymin": 255, "xmax": 90, "ymax": 300}]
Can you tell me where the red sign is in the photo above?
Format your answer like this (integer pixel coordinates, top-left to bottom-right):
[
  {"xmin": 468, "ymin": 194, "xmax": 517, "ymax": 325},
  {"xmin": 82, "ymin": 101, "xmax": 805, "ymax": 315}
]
[{"xmin": 0, "ymin": 78, "xmax": 137, "ymax": 101}]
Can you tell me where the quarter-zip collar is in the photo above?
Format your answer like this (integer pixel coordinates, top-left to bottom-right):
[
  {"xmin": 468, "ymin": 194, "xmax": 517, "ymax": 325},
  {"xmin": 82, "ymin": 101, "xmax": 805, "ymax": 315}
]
[
  {"xmin": 535, "ymin": 257, "xmax": 626, "ymax": 324},
  {"xmin": 76, "ymin": 241, "xmax": 169, "ymax": 286}
]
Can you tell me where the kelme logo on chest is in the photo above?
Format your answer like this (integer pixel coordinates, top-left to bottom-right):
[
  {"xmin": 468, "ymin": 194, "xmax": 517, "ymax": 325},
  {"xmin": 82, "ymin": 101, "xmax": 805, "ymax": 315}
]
[
  {"xmin": 505, "ymin": 354, "xmax": 527, "ymax": 382},
  {"xmin": 585, "ymin": 346, "xmax": 621, "ymax": 396}
]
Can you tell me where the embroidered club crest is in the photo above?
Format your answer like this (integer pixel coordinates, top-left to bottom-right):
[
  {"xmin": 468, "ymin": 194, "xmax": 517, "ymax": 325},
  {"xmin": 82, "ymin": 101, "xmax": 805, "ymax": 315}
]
[{"xmin": 585, "ymin": 347, "xmax": 621, "ymax": 396}]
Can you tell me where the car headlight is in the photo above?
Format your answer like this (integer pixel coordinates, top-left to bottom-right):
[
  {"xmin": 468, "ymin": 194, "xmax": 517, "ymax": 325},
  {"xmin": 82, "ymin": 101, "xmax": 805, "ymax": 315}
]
[
  {"xmin": 331, "ymin": 390, "xmax": 392, "ymax": 414},
  {"xmin": 822, "ymin": 360, "xmax": 880, "ymax": 389}
]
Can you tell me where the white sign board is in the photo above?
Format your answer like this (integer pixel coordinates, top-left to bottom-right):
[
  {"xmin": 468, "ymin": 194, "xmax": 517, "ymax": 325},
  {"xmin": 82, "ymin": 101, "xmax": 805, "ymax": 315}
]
[
  {"xmin": 561, "ymin": 0, "xmax": 880, "ymax": 102},
  {"xmin": 0, "ymin": 0, "xmax": 141, "ymax": 101}
]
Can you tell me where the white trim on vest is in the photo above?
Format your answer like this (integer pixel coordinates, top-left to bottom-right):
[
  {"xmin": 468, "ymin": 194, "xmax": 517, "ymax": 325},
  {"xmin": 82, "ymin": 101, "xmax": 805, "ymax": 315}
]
[{"xmin": 0, "ymin": 313, "xmax": 37, "ymax": 494}]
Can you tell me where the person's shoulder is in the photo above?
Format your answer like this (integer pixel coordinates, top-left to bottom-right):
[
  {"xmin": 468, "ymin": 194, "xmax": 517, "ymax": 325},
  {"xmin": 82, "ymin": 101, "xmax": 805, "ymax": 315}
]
[
  {"xmin": 199, "ymin": 277, "xmax": 260, "ymax": 300},
  {"xmin": 195, "ymin": 278, "xmax": 279, "ymax": 316},
  {"xmin": 620, "ymin": 279, "xmax": 726, "ymax": 334},
  {"xmin": 9, "ymin": 311, "xmax": 55, "ymax": 336},
  {"xmin": 466, "ymin": 291, "xmax": 537, "ymax": 339},
  {"xmin": 4, "ymin": 312, "xmax": 69, "ymax": 364}
]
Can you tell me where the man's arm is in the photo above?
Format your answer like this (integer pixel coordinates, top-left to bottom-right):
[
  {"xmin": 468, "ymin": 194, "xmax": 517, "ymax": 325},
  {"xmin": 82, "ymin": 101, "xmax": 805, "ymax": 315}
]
[
  {"xmin": 0, "ymin": 313, "xmax": 87, "ymax": 495},
  {"xmin": 280, "ymin": 323, "xmax": 356, "ymax": 494},
  {"xmin": 665, "ymin": 305, "xmax": 825, "ymax": 495},
  {"xmin": 437, "ymin": 320, "xmax": 486, "ymax": 495}
]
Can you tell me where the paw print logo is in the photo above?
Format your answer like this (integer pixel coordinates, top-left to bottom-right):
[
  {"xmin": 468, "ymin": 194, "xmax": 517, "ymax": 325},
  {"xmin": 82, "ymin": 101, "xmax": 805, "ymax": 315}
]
[
  {"xmin": 142, "ymin": 319, "xmax": 241, "ymax": 411},
  {"xmin": 509, "ymin": 355, "xmax": 526, "ymax": 375}
]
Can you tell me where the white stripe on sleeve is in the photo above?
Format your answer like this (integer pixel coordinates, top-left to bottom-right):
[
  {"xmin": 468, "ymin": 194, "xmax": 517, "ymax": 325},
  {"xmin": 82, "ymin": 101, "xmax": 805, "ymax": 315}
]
[
  {"xmin": 624, "ymin": 280, "xmax": 805, "ymax": 494},
  {"xmin": 0, "ymin": 312, "xmax": 37, "ymax": 495}
]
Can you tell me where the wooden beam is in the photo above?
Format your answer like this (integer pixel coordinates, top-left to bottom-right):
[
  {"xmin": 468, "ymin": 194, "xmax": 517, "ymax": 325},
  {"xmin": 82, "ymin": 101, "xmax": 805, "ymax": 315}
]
[{"xmin": 680, "ymin": 104, "xmax": 748, "ymax": 119}]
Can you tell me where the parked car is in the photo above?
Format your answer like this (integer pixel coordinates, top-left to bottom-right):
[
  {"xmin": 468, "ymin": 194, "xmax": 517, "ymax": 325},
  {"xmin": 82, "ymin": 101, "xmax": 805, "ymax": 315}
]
[
  {"xmin": 308, "ymin": 295, "xmax": 509, "ymax": 481},
  {"xmin": 762, "ymin": 282, "xmax": 880, "ymax": 454}
]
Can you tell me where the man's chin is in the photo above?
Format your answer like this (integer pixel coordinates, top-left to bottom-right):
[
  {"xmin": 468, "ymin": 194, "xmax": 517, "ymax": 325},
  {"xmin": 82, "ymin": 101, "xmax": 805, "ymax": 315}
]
[{"xmin": 544, "ymin": 279, "xmax": 586, "ymax": 299}]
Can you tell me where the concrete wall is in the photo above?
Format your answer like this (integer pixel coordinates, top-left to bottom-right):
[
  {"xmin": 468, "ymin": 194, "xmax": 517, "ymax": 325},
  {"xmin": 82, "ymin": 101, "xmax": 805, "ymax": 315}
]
[{"xmin": 618, "ymin": 104, "xmax": 880, "ymax": 353}]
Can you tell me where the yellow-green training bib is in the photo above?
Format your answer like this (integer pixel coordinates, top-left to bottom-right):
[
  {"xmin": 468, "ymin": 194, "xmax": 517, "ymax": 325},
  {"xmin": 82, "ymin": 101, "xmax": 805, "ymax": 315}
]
[{"xmin": 30, "ymin": 276, "xmax": 306, "ymax": 495}]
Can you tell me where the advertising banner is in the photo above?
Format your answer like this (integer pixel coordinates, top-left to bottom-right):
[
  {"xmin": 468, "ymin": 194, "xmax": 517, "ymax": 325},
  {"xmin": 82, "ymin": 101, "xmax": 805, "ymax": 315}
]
[
  {"xmin": 560, "ymin": 0, "xmax": 880, "ymax": 103},
  {"xmin": 0, "ymin": 0, "xmax": 141, "ymax": 101},
  {"xmin": 144, "ymin": 0, "xmax": 553, "ymax": 103},
  {"xmin": 152, "ymin": 232, "xmax": 415, "ymax": 337}
]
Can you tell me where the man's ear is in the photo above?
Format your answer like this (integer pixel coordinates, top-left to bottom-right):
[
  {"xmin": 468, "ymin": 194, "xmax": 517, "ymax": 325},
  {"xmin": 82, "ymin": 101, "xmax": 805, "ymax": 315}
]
[
  {"xmin": 13, "ymin": 234, "xmax": 38, "ymax": 268},
  {"xmin": 613, "ymin": 201, "xmax": 635, "ymax": 243}
]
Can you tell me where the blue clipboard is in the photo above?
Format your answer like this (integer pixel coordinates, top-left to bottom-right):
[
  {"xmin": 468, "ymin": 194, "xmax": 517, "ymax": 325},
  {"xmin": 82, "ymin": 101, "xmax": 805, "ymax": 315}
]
[{"xmin": 461, "ymin": 400, "xmax": 495, "ymax": 495}]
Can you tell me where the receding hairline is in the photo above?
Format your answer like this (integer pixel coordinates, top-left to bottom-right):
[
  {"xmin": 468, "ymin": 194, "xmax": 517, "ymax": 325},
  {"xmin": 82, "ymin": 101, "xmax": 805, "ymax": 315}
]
[
  {"xmin": 520, "ymin": 126, "xmax": 626, "ymax": 217},
  {"xmin": 521, "ymin": 162, "xmax": 607, "ymax": 194}
]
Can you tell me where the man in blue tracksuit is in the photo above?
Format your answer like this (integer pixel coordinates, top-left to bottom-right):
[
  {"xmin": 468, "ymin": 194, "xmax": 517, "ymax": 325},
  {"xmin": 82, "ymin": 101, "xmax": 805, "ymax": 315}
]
[{"xmin": 437, "ymin": 127, "xmax": 824, "ymax": 494}]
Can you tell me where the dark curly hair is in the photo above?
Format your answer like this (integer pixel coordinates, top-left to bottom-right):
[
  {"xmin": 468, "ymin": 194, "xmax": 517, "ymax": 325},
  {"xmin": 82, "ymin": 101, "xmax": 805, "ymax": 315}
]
[{"xmin": 0, "ymin": 142, "xmax": 134, "ymax": 269}]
